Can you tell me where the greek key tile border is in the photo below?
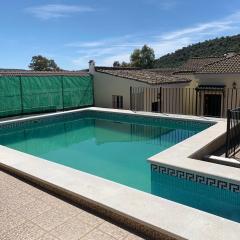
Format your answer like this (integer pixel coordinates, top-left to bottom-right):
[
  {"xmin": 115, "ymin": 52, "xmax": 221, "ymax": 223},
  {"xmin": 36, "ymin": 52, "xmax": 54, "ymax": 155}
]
[{"xmin": 151, "ymin": 164, "xmax": 240, "ymax": 193}]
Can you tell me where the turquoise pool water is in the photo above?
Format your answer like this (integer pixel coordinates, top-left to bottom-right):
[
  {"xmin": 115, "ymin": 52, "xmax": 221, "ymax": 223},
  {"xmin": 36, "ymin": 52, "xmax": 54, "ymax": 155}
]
[{"xmin": 0, "ymin": 111, "xmax": 239, "ymax": 222}]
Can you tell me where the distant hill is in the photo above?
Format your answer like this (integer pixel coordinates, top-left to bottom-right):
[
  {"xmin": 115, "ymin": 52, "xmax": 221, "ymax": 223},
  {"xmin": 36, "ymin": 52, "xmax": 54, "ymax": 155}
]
[{"xmin": 154, "ymin": 34, "xmax": 240, "ymax": 68}]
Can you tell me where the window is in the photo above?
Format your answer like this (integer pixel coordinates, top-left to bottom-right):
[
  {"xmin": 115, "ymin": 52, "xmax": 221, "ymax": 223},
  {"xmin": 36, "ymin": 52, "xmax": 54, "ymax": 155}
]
[{"xmin": 112, "ymin": 95, "xmax": 123, "ymax": 109}]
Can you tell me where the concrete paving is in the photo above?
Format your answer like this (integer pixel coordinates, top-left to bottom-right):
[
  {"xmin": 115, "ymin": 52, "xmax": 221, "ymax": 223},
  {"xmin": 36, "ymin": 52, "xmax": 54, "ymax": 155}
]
[{"xmin": 0, "ymin": 170, "xmax": 143, "ymax": 240}]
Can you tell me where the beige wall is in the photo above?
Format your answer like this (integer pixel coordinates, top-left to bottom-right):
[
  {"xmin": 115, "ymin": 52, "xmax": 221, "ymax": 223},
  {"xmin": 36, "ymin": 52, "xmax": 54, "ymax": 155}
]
[
  {"xmin": 195, "ymin": 73, "xmax": 240, "ymax": 88},
  {"xmin": 195, "ymin": 73, "xmax": 240, "ymax": 116},
  {"xmin": 174, "ymin": 73, "xmax": 198, "ymax": 88},
  {"xmin": 93, "ymin": 71, "xmax": 240, "ymax": 117},
  {"xmin": 93, "ymin": 72, "xmax": 149, "ymax": 109},
  {"xmin": 93, "ymin": 71, "xmax": 190, "ymax": 110}
]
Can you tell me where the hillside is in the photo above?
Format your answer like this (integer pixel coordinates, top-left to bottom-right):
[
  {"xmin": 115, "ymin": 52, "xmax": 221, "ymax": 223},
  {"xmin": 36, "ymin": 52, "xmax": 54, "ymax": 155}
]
[{"xmin": 154, "ymin": 34, "xmax": 240, "ymax": 68}]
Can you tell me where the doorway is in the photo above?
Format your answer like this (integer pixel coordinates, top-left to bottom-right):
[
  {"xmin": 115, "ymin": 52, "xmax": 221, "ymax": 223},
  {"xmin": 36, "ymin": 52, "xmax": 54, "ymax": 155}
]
[
  {"xmin": 204, "ymin": 94, "xmax": 222, "ymax": 117},
  {"xmin": 152, "ymin": 101, "xmax": 160, "ymax": 112}
]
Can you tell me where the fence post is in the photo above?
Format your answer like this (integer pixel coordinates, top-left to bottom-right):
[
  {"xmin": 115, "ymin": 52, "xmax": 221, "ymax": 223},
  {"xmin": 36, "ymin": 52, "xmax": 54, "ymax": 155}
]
[
  {"xmin": 225, "ymin": 109, "xmax": 231, "ymax": 158},
  {"xmin": 195, "ymin": 89, "xmax": 198, "ymax": 116},
  {"xmin": 159, "ymin": 87, "xmax": 162, "ymax": 113},
  {"xmin": 91, "ymin": 75, "xmax": 95, "ymax": 107},
  {"xmin": 19, "ymin": 76, "xmax": 24, "ymax": 114},
  {"xmin": 61, "ymin": 75, "xmax": 64, "ymax": 110},
  {"xmin": 130, "ymin": 86, "xmax": 132, "ymax": 111}
]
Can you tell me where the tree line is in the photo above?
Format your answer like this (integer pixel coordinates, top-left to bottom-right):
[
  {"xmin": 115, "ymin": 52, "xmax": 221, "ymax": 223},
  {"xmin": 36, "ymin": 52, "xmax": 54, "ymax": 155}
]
[{"xmin": 28, "ymin": 45, "xmax": 156, "ymax": 71}]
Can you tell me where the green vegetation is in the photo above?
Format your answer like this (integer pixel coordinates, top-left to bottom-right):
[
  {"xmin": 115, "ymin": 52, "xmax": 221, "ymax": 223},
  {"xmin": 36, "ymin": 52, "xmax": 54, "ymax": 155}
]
[
  {"xmin": 113, "ymin": 45, "xmax": 155, "ymax": 68},
  {"xmin": 29, "ymin": 55, "xmax": 61, "ymax": 71},
  {"xmin": 130, "ymin": 45, "xmax": 155, "ymax": 68},
  {"xmin": 113, "ymin": 35, "xmax": 240, "ymax": 69},
  {"xmin": 154, "ymin": 34, "xmax": 240, "ymax": 68},
  {"xmin": 113, "ymin": 61, "xmax": 121, "ymax": 67}
]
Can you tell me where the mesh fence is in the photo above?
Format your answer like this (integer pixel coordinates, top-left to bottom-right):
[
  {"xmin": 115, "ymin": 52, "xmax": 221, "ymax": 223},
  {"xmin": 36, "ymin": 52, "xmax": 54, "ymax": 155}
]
[
  {"xmin": 0, "ymin": 76, "xmax": 22, "ymax": 117},
  {"xmin": 63, "ymin": 75, "xmax": 93, "ymax": 109},
  {"xmin": 0, "ymin": 75, "xmax": 93, "ymax": 118},
  {"xmin": 21, "ymin": 76, "xmax": 63, "ymax": 113}
]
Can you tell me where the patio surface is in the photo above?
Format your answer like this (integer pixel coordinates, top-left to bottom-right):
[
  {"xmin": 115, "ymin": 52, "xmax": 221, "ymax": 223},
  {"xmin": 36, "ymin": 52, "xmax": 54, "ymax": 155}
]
[{"xmin": 0, "ymin": 170, "xmax": 144, "ymax": 240}]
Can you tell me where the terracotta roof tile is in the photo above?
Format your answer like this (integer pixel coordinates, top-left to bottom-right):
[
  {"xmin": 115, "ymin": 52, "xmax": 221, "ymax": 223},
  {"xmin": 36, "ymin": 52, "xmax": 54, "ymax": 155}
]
[
  {"xmin": 96, "ymin": 67, "xmax": 191, "ymax": 85},
  {"xmin": 198, "ymin": 54, "xmax": 240, "ymax": 74},
  {"xmin": 174, "ymin": 57, "xmax": 223, "ymax": 74},
  {"xmin": 146, "ymin": 68, "xmax": 178, "ymax": 76}
]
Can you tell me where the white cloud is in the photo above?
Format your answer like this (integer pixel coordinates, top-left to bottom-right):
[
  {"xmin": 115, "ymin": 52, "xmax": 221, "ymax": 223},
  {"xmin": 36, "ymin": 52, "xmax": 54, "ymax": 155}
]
[
  {"xmin": 159, "ymin": 1, "xmax": 177, "ymax": 10},
  {"xmin": 142, "ymin": 0, "xmax": 177, "ymax": 10},
  {"xmin": 162, "ymin": 21, "xmax": 233, "ymax": 40},
  {"xmin": 66, "ymin": 41, "xmax": 105, "ymax": 48},
  {"xmin": 26, "ymin": 4, "xmax": 94, "ymax": 20},
  {"xmin": 67, "ymin": 10, "xmax": 240, "ymax": 69},
  {"xmin": 161, "ymin": 11, "xmax": 240, "ymax": 41}
]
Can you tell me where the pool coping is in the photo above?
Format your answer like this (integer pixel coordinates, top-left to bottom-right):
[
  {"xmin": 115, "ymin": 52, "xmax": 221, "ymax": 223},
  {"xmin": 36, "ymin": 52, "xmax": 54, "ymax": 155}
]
[{"xmin": 0, "ymin": 107, "xmax": 239, "ymax": 239}]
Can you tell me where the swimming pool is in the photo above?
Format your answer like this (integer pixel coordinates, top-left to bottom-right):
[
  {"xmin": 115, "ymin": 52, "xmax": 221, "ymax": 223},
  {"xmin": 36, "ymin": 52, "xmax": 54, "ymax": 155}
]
[{"xmin": 0, "ymin": 110, "xmax": 239, "ymax": 223}]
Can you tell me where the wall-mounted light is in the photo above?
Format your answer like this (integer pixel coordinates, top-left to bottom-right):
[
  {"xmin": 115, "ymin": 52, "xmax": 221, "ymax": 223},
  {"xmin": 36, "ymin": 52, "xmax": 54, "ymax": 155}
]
[{"xmin": 232, "ymin": 82, "xmax": 237, "ymax": 89}]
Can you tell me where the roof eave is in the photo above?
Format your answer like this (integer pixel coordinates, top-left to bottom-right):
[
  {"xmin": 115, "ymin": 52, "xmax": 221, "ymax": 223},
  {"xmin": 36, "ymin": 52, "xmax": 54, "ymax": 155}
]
[{"xmin": 96, "ymin": 69, "xmax": 191, "ymax": 85}]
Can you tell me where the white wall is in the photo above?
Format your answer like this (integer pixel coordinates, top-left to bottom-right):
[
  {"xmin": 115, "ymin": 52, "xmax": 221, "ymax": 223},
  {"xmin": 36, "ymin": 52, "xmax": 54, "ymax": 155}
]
[
  {"xmin": 93, "ymin": 72, "xmax": 149, "ymax": 109},
  {"xmin": 195, "ymin": 73, "xmax": 240, "ymax": 116},
  {"xmin": 93, "ymin": 70, "xmax": 240, "ymax": 116},
  {"xmin": 195, "ymin": 73, "xmax": 240, "ymax": 88},
  {"xmin": 93, "ymin": 71, "xmax": 190, "ymax": 110}
]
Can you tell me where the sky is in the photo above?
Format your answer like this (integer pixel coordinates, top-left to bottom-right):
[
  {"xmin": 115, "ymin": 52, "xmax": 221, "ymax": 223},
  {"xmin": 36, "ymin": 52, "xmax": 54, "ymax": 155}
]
[{"xmin": 1, "ymin": 0, "xmax": 240, "ymax": 70}]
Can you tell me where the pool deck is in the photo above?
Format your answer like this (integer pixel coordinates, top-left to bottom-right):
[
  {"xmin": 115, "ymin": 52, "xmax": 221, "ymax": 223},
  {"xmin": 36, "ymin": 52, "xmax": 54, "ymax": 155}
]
[
  {"xmin": 0, "ymin": 170, "xmax": 143, "ymax": 240},
  {"xmin": 0, "ymin": 107, "xmax": 239, "ymax": 240}
]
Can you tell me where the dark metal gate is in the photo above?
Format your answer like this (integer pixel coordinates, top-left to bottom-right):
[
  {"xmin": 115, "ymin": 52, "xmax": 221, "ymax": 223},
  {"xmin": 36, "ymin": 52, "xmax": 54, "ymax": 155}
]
[{"xmin": 225, "ymin": 108, "xmax": 240, "ymax": 158}]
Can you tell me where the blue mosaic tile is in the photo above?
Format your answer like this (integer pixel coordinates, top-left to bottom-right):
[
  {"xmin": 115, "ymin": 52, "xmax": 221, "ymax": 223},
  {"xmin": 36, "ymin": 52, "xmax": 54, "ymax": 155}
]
[{"xmin": 151, "ymin": 164, "xmax": 240, "ymax": 193}]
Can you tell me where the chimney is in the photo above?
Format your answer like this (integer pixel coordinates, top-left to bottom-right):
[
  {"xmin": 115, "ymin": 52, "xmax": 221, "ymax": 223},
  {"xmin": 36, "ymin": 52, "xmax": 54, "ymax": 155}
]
[
  {"xmin": 89, "ymin": 60, "xmax": 95, "ymax": 74},
  {"xmin": 224, "ymin": 52, "xmax": 236, "ymax": 58}
]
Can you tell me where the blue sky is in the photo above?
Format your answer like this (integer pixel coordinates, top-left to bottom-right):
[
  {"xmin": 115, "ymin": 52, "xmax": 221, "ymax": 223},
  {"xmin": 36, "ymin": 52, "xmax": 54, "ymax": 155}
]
[{"xmin": 1, "ymin": 0, "xmax": 240, "ymax": 70}]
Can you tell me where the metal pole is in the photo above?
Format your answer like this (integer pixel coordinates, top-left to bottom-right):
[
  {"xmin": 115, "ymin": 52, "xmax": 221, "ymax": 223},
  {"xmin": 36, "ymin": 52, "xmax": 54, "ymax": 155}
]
[
  {"xmin": 159, "ymin": 87, "xmax": 162, "ymax": 113},
  {"xmin": 225, "ymin": 109, "xmax": 231, "ymax": 158},
  {"xmin": 61, "ymin": 75, "xmax": 64, "ymax": 110},
  {"xmin": 130, "ymin": 86, "xmax": 132, "ymax": 111},
  {"xmin": 195, "ymin": 89, "xmax": 198, "ymax": 116},
  {"xmin": 19, "ymin": 76, "xmax": 24, "ymax": 114}
]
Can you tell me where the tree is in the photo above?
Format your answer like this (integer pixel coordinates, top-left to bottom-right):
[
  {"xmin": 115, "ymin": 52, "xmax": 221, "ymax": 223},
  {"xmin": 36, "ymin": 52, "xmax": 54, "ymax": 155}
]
[
  {"xmin": 29, "ymin": 55, "xmax": 61, "ymax": 71},
  {"xmin": 121, "ymin": 61, "xmax": 130, "ymax": 67},
  {"xmin": 130, "ymin": 45, "xmax": 155, "ymax": 68},
  {"xmin": 130, "ymin": 49, "xmax": 141, "ymax": 67},
  {"xmin": 140, "ymin": 45, "xmax": 155, "ymax": 68},
  {"xmin": 113, "ymin": 61, "xmax": 121, "ymax": 67}
]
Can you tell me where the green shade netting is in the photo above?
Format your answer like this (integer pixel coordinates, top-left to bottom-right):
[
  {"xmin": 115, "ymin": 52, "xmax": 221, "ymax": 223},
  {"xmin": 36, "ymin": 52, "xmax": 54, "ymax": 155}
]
[
  {"xmin": 0, "ymin": 76, "xmax": 22, "ymax": 117},
  {"xmin": 63, "ymin": 75, "xmax": 93, "ymax": 109},
  {"xmin": 21, "ymin": 76, "xmax": 63, "ymax": 113},
  {"xmin": 0, "ymin": 75, "xmax": 93, "ymax": 117}
]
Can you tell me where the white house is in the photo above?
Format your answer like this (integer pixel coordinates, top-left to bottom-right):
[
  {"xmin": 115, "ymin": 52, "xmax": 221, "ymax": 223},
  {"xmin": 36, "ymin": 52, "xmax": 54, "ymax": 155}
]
[
  {"xmin": 89, "ymin": 60, "xmax": 192, "ymax": 112},
  {"xmin": 89, "ymin": 53, "xmax": 240, "ymax": 117},
  {"xmin": 154, "ymin": 53, "xmax": 240, "ymax": 117}
]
